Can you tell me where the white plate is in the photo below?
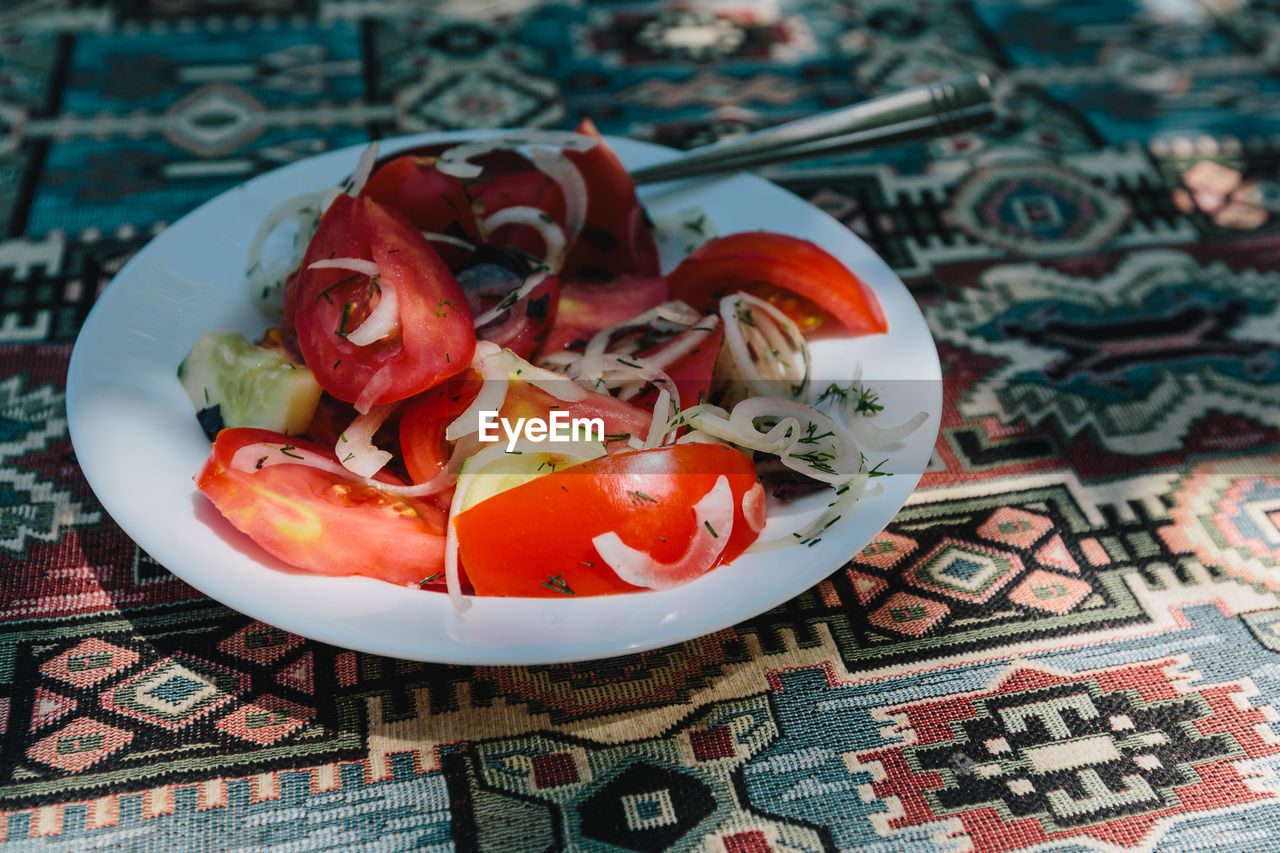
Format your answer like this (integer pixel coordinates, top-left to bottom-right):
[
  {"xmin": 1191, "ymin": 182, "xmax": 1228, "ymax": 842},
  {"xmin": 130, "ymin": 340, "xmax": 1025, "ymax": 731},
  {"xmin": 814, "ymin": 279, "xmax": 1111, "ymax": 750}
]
[{"xmin": 66, "ymin": 132, "xmax": 941, "ymax": 665}]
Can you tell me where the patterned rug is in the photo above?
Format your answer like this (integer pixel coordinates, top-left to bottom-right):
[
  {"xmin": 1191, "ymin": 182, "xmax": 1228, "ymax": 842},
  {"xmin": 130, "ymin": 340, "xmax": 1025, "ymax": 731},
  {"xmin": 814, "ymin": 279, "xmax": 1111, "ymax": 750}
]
[{"xmin": 3, "ymin": 0, "xmax": 1280, "ymax": 850}]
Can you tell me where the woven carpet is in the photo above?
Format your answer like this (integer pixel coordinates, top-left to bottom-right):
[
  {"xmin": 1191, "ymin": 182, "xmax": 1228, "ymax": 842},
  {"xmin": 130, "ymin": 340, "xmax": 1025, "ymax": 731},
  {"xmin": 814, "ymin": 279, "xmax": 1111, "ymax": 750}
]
[{"xmin": 3, "ymin": 0, "xmax": 1280, "ymax": 850}]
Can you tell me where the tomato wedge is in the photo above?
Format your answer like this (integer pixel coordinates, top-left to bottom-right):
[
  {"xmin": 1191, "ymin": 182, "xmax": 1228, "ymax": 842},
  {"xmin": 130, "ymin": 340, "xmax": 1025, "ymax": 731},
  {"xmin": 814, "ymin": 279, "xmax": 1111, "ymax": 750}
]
[
  {"xmin": 666, "ymin": 232, "xmax": 888, "ymax": 337},
  {"xmin": 561, "ymin": 119, "xmax": 661, "ymax": 280},
  {"xmin": 196, "ymin": 428, "xmax": 448, "ymax": 587},
  {"xmin": 360, "ymin": 151, "xmax": 479, "ymax": 268},
  {"xmin": 292, "ymin": 194, "xmax": 475, "ymax": 407},
  {"xmin": 452, "ymin": 443, "xmax": 765, "ymax": 597}
]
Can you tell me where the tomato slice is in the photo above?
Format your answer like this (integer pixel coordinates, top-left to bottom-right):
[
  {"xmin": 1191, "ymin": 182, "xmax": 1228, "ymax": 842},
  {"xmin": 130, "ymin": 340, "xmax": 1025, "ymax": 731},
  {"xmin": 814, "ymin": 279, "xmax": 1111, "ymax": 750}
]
[
  {"xmin": 196, "ymin": 428, "xmax": 448, "ymax": 587},
  {"xmin": 359, "ymin": 151, "xmax": 479, "ymax": 269},
  {"xmin": 293, "ymin": 195, "xmax": 476, "ymax": 407},
  {"xmin": 561, "ymin": 119, "xmax": 661, "ymax": 280},
  {"xmin": 398, "ymin": 370, "xmax": 483, "ymax": 485},
  {"xmin": 537, "ymin": 276, "xmax": 669, "ymax": 356},
  {"xmin": 399, "ymin": 368, "xmax": 653, "ymax": 484},
  {"xmin": 452, "ymin": 444, "xmax": 764, "ymax": 597},
  {"xmin": 666, "ymin": 232, "xmax": 888, "ymax": 337}
]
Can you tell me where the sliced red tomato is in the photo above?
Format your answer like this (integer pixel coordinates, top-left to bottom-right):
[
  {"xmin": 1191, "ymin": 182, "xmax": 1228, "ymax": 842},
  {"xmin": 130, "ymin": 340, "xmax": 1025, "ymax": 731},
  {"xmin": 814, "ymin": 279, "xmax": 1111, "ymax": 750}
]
[
  {"xmin": 666, "ymin": 232, "xmax": 888, "ymax": 337},
  {"xmin": 398, "ymin": 370, "xmax": 483, "ymax": 485},
  {"xmin": 399, "ymin": 368, "xmax": 653, "ymax": 484},
  {"xmin": 561, "ymin": 119, "xmax": 661, "ymax": 280},
  {"xmin": 452, "ymin": 443, "xmax": 765, "ymax": 597},
  {"xmin": 359, "ymin": 151, "xmax": 479, "ymax": 268},
  {"xmin": 537, "ymin": 276, "xmax": 669, "ymax": 356},
  {"xmin": 293, "ymin": 194, "xmax": 476, "ymax": 407},
  {"xmin": 196, "ymin": 428, "xmax": 448, "ymax": 587}
]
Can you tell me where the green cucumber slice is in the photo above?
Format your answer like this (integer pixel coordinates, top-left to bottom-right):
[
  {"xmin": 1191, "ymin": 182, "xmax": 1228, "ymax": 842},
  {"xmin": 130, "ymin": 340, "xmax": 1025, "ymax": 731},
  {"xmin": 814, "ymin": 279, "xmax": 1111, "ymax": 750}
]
[{"xmin": 178, "ymin": 328, "xmax": 322, "ymax": 440}]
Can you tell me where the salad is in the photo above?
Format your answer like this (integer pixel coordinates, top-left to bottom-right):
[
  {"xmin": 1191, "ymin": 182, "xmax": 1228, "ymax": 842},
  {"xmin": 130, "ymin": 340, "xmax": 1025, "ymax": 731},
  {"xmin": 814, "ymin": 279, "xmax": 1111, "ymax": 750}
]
[{"xmin": 178, "ymin": 122, "xmax": 924, "ymax": 609}]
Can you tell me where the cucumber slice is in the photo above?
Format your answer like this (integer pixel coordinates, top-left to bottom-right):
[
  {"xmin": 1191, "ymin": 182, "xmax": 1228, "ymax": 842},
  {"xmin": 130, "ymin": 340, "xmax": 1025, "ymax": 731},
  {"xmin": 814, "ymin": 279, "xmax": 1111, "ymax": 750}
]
[{"xmin": 178, "ymin": 328, "xmax": 322, "ymax": 440}]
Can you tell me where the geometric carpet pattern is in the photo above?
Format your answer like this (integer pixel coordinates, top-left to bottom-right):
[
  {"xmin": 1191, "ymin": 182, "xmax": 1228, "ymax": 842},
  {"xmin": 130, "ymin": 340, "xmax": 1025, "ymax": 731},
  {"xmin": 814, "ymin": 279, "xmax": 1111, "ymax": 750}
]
[{"xmin": 4, "ymin": 0, "xmax": 1280, "ymax": 849}]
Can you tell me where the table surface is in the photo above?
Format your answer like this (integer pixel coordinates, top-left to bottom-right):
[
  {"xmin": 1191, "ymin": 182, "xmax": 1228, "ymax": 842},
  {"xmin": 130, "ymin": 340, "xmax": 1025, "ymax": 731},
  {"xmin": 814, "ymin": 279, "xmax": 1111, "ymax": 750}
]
[{"xmin": 4, "ymin": 1, "xmax": 1280, "ymax": 851}]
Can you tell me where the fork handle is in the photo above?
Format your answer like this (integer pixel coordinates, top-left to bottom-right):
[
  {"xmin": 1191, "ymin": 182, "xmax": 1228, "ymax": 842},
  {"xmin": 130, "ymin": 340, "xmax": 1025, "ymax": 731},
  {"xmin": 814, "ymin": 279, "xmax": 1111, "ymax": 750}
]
[{"xmin": 630, "ymin": 73, "xmax": 996, "ymax": 185}]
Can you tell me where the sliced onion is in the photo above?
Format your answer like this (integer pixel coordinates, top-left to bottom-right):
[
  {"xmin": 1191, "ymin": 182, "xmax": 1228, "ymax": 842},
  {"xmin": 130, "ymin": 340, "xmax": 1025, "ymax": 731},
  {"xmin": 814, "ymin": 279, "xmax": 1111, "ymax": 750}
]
[
  {"xmin": 449, "ymin": 346, "xmax": 590, "ymax": 430},
  {"xmin": 446, "ymin": 342, "xmax": 507, "ymax": 441},
  {"xmin": 742, "ymin": 483, "xmax": 767, "ymax": 533},
  {"xmin": 747, "ymin": 473, "xmax": 877, "ymax": 553},
  {"xmin": 471, "ymin": 271, "xmax": 549, "ymax": 330},
  {"xmin": 308, "ymin": 257, "xmax": 380, "ymax": 277},
  {"xmin": 346, "ymin": 279, "xmax": 399, "ymax": 346},
  {"xmin": 592, "ymin": 476, "xmax": 735, "ymax": 590},
  {"xmin": 529, "ymin": 146, "xmax": 588, "ymax": 245},
  {"xmin": 228, "ymin": 440, "xmax": 453, "ymax": 498},
  {"xmin": 245, "ymin": 186, "xmax": 340, "ymax": 320},
  {"xmin": 675, "ymin": 429, "xmax": 726, "ymax": 445},
  {"xmin": 482, "ymin": 206, "xmax": 566, "ymax": 270},
  {"xmin": 581, "ymin": 301, "xmax": 701, "ymax": 366},
  {"xmin": 670, "ymin": 403, "xmax": 794, "ymax": 456},
  {"xmin": 644, "ymin": 388, "xmax": 673, "ymax": 449},
  {"xmin": 642, "ymin": 315, "xmax": 720, "ymax": 374},
  {"xmin": 719, "ymin": 292, "xmax": 810, "ymax": 399},
  {"xmin": 336, "ymin": 403, "xmax": 398, "ymax": 478},
  {"xmin": 509, "ymin": 354, "xmax": 588, "ymax": 403},
  {"xmin": 846, "ymin": 409, "xmax": 930, "ymax": 450},
  {"xmin": 435, "ymin": 131, "xmax": 598, "ymax": 180},
  {"xmin": 353, "ymin": 364, "xmax": 395, "ymax": 415},
  {"xmin": 665, "ymin": 397, "xmax": 862, "ymax": 485},
  {"xmin": 343, "ymin": 141, "xmax": 379, "ymax": 197},
  {"xmin": 732, "ymin": 397, "xmax": 862, "ymax": 484},
  {"xmin": 573, "ymin": 350, "xmax": 677, "ymax": 404},
  {"xmin": 423, "ymin": 231, "xmax": 477, "ymax": 251}
]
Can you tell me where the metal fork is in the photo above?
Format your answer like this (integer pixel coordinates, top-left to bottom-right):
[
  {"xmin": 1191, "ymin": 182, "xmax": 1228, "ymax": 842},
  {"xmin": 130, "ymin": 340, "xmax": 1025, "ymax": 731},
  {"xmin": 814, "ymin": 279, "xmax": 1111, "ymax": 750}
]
[{"xmin": 629, "ymin": 72, "xmax": 996, "ymax": 185}]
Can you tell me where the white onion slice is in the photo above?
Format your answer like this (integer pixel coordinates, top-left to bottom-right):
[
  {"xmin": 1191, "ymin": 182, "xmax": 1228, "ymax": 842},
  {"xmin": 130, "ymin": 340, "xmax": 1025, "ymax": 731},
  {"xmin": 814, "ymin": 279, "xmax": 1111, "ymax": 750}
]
[
  {"xmin": 308, "ymin": 257, "xmax": 380, "ymax": 277},
  {"xmin": 446, "ymin": 342, "xmax": 507, "ymax": 441},
  {"xmin": 529, "ymin": 146, "xmax": 588, "ymax": 245},
  {"xmin": 343, "ymin": 141, "xmax": 379, "ymax": 196},
  {"xmin": 580, "ymin": 301, "xmax": 701, "ymax": 366},
  {"xmin": 446, "ymin": 346, "xmax": 588, "ymax": 443},
  {"xmin": 423, "ymin": 231, "xmax": 477, "ymax": 251},
  {"xmin": 244, "ymin": 186, "xmax": 340, "ymax": 320},
  {"xmin": 470, "ymin": 270, "xmax": 549, "ymax": 330},
  {"xmin": 482, "ymin": 206, "xmax": 566, "ymax": 270},
  {"xmin": 846, "ymin": 409, "xmax": 930, "ymax": 450},
  {"xmin": 346, "ymin": 280, "xmax": 399, "ymax": 347},
  {"xmin": 228, "ymin": 440, "xmax": 453, "ymax": 498},
  {"xmin": 746, "ymin": 473, "xmax": 877, "ymax": 553},
  {"xmin": 742, "ymin": 483, "xmax": 767, "ymax": 533},
  {"xmin": 719, "ymin": 292, "xmax": 811, "ymax": 399},
  {"xmin": 732, "ymin": 397, "xmax": 862, "ymax": 484},
  {"xmin": 665, "ymin": 397, "xmax": 862, "ymax": 485},
  {"xmin": 592, "ymin": 476, "xmax": 734, "ymax": 590},
  {"xmin": 336, "ymin": 403, "xmax": 398, "ymax": 478},
  {"xmin": 353, "ymin": 364, "xmax": 394, "ymax": 415},
  {"xmin": 642, "ymin": 315, "xmax": 720, "ymax": 373},
  {"xmin": 435, "ymin": 131, "xmax": 598, "ymax": 180},
  {"xmin": 644, "ymin": 388, "xmax": 673, "ymax": 449}
]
